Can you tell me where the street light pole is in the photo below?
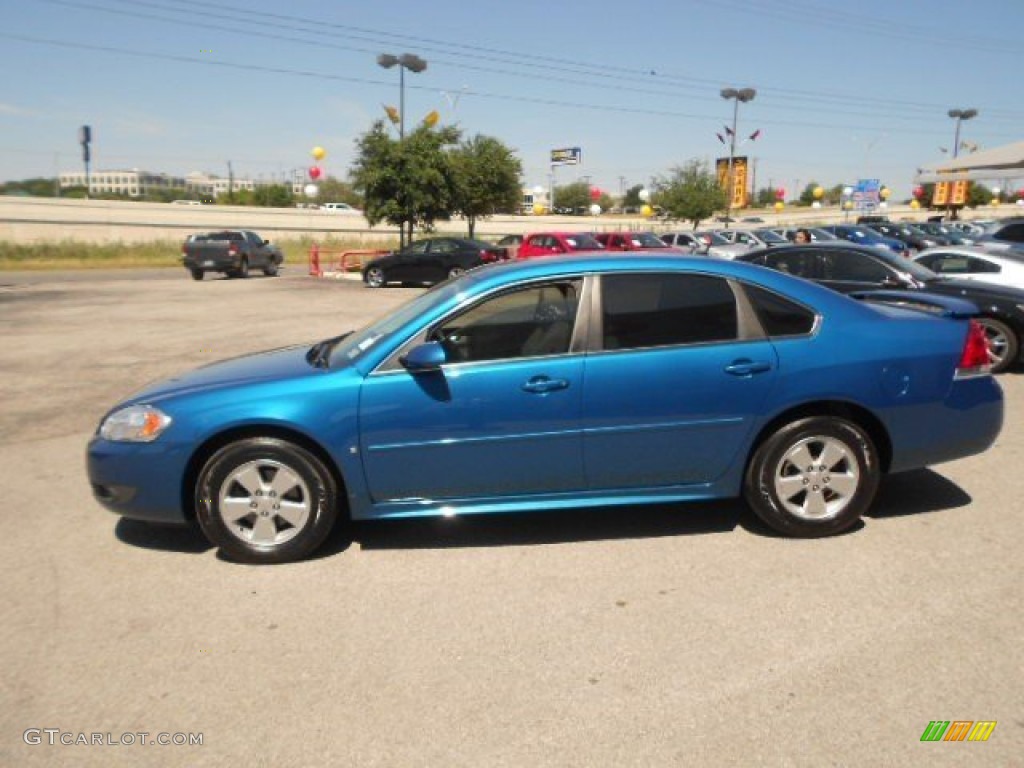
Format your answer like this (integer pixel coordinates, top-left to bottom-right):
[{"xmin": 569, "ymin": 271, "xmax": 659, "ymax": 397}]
[
  {"xmin": 720, "ymin": 87, "xmax": 756, "ymax": 229},
  {"xmin": 948, "ymin": 108, "xmax": 978, "ymax": 158},
  {"xmin": 378, "ymin": 53, "xmax": 428, "ymax": 248}
]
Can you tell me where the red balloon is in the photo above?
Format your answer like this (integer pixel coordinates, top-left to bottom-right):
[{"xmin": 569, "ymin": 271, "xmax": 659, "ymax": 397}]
[
  {"xmin": 1017, "ymin": 188, "xmax": 1024, "ymax": 198},
  {"xmin": 589, "ymin": 186, "xmax": 601, "ymax": 201},
  {"xmin": 913, "ymin": 185, "xmax": 924, "ymax": 198},
  {"xmin": 775, "ymin": 188, "xmax": 786, "ymax": 200},
  {"xmin": 308, "ymin": 166, "xmax": 322, "ymax": 180}
]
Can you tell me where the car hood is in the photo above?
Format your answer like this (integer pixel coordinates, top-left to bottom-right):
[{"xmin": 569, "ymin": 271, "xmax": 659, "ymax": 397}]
[{"xmin": 125, "ymin": 344, "xmax": 319, "ymax": 404}]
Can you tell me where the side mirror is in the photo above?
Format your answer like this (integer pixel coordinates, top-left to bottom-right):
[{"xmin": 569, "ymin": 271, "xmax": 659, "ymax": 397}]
[
  {"xmin": 263, "ymin": 239, "xmax": 270, "ymax": 245},
  {"xmin": 400, "ymin": 342, "xmax": 447, "ymax": 372}
]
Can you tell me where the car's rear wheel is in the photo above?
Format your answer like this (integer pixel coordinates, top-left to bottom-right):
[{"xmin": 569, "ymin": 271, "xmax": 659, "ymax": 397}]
[
  {"xmin": 365, "ymin": 266, "xmax": 385, "ymax": 288},
  {"xmin": 744, "ymin": 416, "xmax": 879, "ymax": 538},
  {"xmin": 190, "ymin": 268, "xmax": 204, "ymax": 281},
  {"xmin": 234, "ymin": 257, "xmax": 249, "ymax": 279},
  {"xmin": 975, "ymin": 317, "xmax": 1018, "ymax": 373},
  {"xmin": 195, "ymin": 438, "xmax": 339, "ymax": 564}
]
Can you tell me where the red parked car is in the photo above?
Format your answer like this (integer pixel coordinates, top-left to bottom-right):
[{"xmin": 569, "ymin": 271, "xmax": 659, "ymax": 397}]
[
  {"xmin": 595, "ymin": 231, "xmax": 686, "ymax": 252},
  {"xmin": 517, "ymin": 232, "xmax": 604, "ymax": 260}
]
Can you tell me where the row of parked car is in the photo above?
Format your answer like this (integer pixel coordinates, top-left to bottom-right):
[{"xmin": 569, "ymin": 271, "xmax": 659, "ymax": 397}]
[{"xmin": 358, "ymin": 217, "xmax": 1024, "ymax": 374}]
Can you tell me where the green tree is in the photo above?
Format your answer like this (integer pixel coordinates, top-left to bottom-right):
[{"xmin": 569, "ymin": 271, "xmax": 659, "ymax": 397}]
[
  {"xmin": 799, "ymin": 182, "xmax": 822, "ymax": 206},
  {"xmin": 316, "ymin": 176, "xmax": 363, "ymax": 207},
  {"xmin": 622, "ymin": 184, "xmax": 645, "ymax": 209},
  {"xmin": 0, "ymin": 177, "xmax": 60, "ymax": 197},
  {"xmin": 755, "ymin": 187, "xmax": 777, "ymax": 207},
  {"xmin": 652, "ymin": 160, "xmax": 727, "ymax": 229},
  {"xmin": 350, "ymin": 120, "xmax": 461, "ymax": 244},
  {"xmin": 252, "ymin": 184, "xmax": 294, "ymax": 208},
  {"xmin": 450, "ymin": 134, "xmax": 523, "ymax": 238},
  {"xmin": 967, "ymin": 182, "xmax": 991, "ymax": 208},
  {"xmin": 552, "ymin": 181, "xmax": 591, "ymax": 213}
]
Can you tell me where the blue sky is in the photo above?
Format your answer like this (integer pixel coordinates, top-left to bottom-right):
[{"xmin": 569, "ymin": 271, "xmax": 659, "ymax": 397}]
[{"xmin": 2, "ymin": 0, "xmax": 1022, "ymax": 197}]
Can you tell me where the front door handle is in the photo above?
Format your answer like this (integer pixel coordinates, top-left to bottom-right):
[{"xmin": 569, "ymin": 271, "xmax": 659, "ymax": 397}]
[
  {"xmin": 724, "ymin": 360, "xmax": 772, "ymax": 377},
  {"xmin": 521, "ymin": 376, "xmax": 570, "ymax": 394}
]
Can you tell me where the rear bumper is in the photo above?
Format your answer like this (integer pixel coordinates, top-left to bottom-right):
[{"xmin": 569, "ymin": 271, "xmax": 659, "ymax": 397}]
[
  {"xmin": 887, "ymin": 375, "xmax": 1003, "ymax": 472},
  {"xmin": 182, "ymin": 254, "xmax": 241, "ymax": 271}
]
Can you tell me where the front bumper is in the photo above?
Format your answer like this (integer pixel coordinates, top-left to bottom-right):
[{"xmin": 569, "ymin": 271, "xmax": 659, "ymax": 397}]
[{"xmin": 86, "ymin": 436, "xmax": 192, "ymax": 523}]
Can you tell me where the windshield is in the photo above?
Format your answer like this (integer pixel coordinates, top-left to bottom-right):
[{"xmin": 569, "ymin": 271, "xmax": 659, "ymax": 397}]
[
  {"xmin": 698, "ymin": 231, "xmax": 730, "ymax": 245},
  {"xmin": 754, "ymin": 229, "xmax": 787, "ymax": 243},
  {"xmin": 565, "ymin": 234, "xmax": 603, "ymax": 250},
  {"xmin": 631, "ymin": 232, "xmax": 670, "ymax": 247},
  {"xmin": 328, "ymin": 279, "xmax": 465, "ymax": 366}
]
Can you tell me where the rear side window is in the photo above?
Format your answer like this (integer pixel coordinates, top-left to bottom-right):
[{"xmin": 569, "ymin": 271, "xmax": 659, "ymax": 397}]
[
  {"xmin": 601, "ymin": 273, "xmax": 737, "ymax": 350},
  {"xmin": 764, "ymin": 250, "xmax": 816, "ymax": 278},
  {"xmin": 743, "ymin": 284, "xmax": 816, "ymax": 337}
]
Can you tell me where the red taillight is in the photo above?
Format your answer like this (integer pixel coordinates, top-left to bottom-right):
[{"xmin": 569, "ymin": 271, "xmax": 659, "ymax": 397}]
[
  {"xmin": 181, "ymin": 244, "xmax": 188, "ymax": 255},
  {"xmin": 228, "ymin": 243, "xmax": 239, "ymax": 255},
  {"xmin": 956, "ymin": 319, "xmax": 991, "ymax": 378}
]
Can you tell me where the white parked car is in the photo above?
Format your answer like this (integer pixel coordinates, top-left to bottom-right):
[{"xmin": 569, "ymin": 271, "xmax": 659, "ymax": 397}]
[
  {"xmin": 320, "ymin": 202, "xmax": 363, "ymax": 215},
  {"xmin": 913, "ymin": 246, "xmax": 1024, "ymax": 291}
]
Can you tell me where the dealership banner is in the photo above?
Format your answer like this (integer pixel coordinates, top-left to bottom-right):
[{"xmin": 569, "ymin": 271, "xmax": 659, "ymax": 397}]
[
  {"xmin": 716, "ymin": 156, "xmax": 749, "ymax": 208},
  {"xmin": 550, "ymin": 147, "xmax": 582, "ymax": 166}
]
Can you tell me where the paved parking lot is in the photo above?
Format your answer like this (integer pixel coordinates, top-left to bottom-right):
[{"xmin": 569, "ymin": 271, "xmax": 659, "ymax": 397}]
[{"xmin": 1, "ymin": 267, "xmax": 1022, "ymax": 766}]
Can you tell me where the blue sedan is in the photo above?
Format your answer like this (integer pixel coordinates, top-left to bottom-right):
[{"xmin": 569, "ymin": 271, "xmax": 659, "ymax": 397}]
[
  {"xmin": 823, "ymin": 225, "xmax": 909, "ymax": 256},
  {"xmin": 88, "ymin": 255, "xmax": 1003, "ymax": 563}
]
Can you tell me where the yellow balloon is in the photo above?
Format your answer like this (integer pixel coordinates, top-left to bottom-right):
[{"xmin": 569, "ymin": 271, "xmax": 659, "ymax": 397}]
[
  {"xmin": 641, "ymin": 204, "xmax": 653, "ymax": 217},
  {"xmin": 423, "ymin": 110, "xmax": 439, "ymax": 127},
  {"xmin": 774, "ymin": 201, "xmax": 785, "ymax": 212},
  {"xmin": 910, "ymin": 199, "xmax": 921, "ymax": 209},
  {"xmin": 879, "ymin": 187, "xmax": 891, "ymax": 200},
  {"xmin": 532, "ymin": 203, "xmax": 545, "ymax": 215},
  {"xmin": 311, "ymin": 146, "xmax": 326, "ymax": 161},
  {"xmin": 813, "ymin": 186, "xmax": 824, "ymax": 199},
  {"xmin": 843, "ymin": 201, "xmax": 854, "ymax": 210},
  {"xmin": 991, "ymin": 198, "xmax": 1000, "ymax": 207}
]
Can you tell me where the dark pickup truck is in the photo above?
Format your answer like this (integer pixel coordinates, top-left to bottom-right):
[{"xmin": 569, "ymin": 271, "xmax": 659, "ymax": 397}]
[{"xmin": 181, "ymin": 230, "xmax": 284, "ymax": 280}]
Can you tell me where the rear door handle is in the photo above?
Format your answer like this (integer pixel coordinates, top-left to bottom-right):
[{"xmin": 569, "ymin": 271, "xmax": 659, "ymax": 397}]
[
  {"xmin": 724, "ymin": 360, "xmax": 772, "ymax": 376},
  {"xmin": 521, "ymin": 376, "xmax": 569, "ymax": 394}
]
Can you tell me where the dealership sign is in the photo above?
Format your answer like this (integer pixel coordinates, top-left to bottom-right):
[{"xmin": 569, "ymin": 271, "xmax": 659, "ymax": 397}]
[{"xmin": 550, "ymin": 147, "xmax": 582, "ymax": 166}]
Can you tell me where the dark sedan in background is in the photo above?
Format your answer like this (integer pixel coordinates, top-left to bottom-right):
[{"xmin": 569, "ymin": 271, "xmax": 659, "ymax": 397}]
[
  {"xmin": 363, "ymin": 237, "xmax": 507, "ymax": 288},
  {"xmin": 737, "ymin": 242, "xmax": 1024, "ymax": 372},
  {"xmin": 864, "ymin": 222, "xmax": 948, "ymax": 251}
]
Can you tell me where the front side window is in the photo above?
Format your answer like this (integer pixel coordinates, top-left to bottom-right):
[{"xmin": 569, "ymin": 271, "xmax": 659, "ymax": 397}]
[
  {"xmin": 820, "ymin": 251, "xmax": 891, "ymax": 282},
  {"xmin": 601, "ymin": 273, "xmax": 737, "ymax": 351},
  {"xmin": 431, "ymin": 281, "xmax": 582, "ymax": 363},
  {"xmin": 764, "ymin": 250, "xmax": 817, "ymax": 279}
]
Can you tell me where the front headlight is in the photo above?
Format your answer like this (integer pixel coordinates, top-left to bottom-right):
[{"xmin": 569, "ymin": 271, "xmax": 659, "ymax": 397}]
[{"xmin": 99, "ymin": 405, "xmax": 172, "ymax": 442}]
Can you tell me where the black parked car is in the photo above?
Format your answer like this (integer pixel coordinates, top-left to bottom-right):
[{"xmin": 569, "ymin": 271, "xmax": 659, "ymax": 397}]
[
  {"xmin": 363, "ymin": 237, "xmax": 508, "ymax": 288},
  {"xmin": 736, "ymin": 243, "xmax": 1024, "ymax": 372},
  {"xmin": 974, "ymin": 217, "xmax": 1024, "ymax": 254},
  {"xmin": 864, "ymin": 222, "xmax": 949, "ymax": 251}
]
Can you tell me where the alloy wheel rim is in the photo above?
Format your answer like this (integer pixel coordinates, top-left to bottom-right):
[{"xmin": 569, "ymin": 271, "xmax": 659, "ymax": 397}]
[
  {"xmin": 367, "ymin": 268, "xmax": 383, "ymax": 286},
  {"xmin": 772, "ymin": 436, "xmax": 860, "ymax": 521},
  {"xmin": 217, "ymin": 459, "xmax": 311, "ymax": 546},
  {"xmin": 979, "ymin": 322, "xmax": 1008, "ymax": 366}
]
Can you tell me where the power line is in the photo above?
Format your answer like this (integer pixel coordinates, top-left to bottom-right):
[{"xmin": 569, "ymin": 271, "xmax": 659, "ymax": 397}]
[
  {"xmin": 9, "ymin": 32, "xmax": 1020, "ymax": 143},
  {"xmin": 33, "ymin": 0, "xmax": 1024, "ymax": 124}
]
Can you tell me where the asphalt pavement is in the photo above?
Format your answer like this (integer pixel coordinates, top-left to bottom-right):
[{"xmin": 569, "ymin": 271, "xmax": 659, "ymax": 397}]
[{"xmin": 1, "ymin": 269, "xmax": 1021, "ymax": 767}]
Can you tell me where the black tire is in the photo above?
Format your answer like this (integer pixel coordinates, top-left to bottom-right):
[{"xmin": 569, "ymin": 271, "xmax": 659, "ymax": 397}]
[
  {"xmin": 190, "ymin": 268, "xmax": 204, "ymax": 281},
  {"xmin": 975, "ymin": 316, "xmax": 1018, "ymax": 373},
  {"xmin": 364, "ymin": 266, "xmax": 385, "ymax": 288},
  {"xmin": 263, "ymin": 260, "xmax": 279, "ymax": 277},
  {"xmin": 743, "ymin": 416, "xmax": 879, "ymax": 538},
  {"xmin": 235, "ymin": 257, "xmax": 250, "ymax": 279},
  {"xmin": 195, "ymin": 438, "xmax": 339, "ymax": 564},
  {"xmin": 447, "ymin": 266, "xmax": 466, "ymax": 281}
]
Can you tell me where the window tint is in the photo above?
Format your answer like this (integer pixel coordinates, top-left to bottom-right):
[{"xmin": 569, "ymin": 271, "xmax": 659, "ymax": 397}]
[
  {"xmin": 430, "ymin": 240, "xmax": 456, "ymax": 254},
  {"xmin": 820, "ymin": 251, "xmax": 891, "ymax": 282},
  {"xmin": 994, "ymin": 223, "xmax": 1024, "ymax": 243},
  {"xmin": 744, "ymin": 284, "xmax": 816, "ymax": 336},
  {"xmin": 764, "ymin": 250, "xmax": 817, "ymax": 278},
  {"xmin": 601, "ymin": 273, "xmax": 737, "ymax": 350},
  {"xmin": 406, "ymin": 241, "xmax": 429, "ymax": 254},
  {"xmin": 968, "ymin": 256, "xmax": 1001, "ymax": 273},
  {"xmin": 432, "ymin": 281, "xmax": 581, "ymax": 363}
]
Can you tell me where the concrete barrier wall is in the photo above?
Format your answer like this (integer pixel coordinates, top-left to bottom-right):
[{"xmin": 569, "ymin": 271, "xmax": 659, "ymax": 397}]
[{"xmin": 0, "ymin": 195, "xmax": 1002, "ymax": 245}]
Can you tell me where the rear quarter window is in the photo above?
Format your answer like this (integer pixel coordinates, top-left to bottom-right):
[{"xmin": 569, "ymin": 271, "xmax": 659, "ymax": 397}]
[{"xmin": 743, "ymin": 284, "xmax": 817, "ymax": 336}]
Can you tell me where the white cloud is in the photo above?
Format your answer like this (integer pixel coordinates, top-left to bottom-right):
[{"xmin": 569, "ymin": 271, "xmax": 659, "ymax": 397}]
[{"xmin": 0, "ymin": 103, "xmax": 40, "ymax": 117}]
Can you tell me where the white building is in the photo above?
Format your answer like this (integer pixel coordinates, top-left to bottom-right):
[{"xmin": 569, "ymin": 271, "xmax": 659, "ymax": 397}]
[{"xmin": 59, "ymin": 170, "xmax": 187, "ymax": 197}]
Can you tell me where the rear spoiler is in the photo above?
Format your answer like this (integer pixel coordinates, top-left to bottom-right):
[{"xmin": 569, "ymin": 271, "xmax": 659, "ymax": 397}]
[{"xmin": 850, "ymin": 290, "xmax": 979, "ymax": 319}]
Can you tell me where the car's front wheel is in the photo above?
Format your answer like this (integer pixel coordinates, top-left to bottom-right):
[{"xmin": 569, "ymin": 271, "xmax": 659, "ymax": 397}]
[
  {"xmin": 744, "ymin": 416, "xmax": 879, "ymax": 538},
  {"xmin": 195, "ymin": 438, "xmax": 339, "ymax": 564},
  {"xmin": 263, "ymin": 260, "xmax": 279, "ymax": 277},
  {"xmin": 447, "ymin": 266, "xmax": 466, "ymax": 281},
  {"xmin": 975, "ymin": 316, "xmax": 1018, "ymax": 373},
  {"xmin": 364, "ymin": 266, "xmax": 385, "ymax": 288}
]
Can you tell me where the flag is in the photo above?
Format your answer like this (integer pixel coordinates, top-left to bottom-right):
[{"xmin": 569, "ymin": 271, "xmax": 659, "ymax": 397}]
[
  {"xmin": 724, "ymin": 125, "xmax": 734, "ymax": 136},
  {"xmin": 716, "ymin": 133, "xmax": 725, "ymax": 144},
  {"xmin": 749, "ymin": 129, "xmax": 761, "ymax": 141},
  {"xmin": 383, "ymin": 105, "xmax": 400, "ymax": 125}
]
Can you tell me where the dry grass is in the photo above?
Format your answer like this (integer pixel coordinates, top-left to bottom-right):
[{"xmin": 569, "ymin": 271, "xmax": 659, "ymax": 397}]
[{"xmin": 0, "ymin": 237, "xmax": 396, "ymax": 271}]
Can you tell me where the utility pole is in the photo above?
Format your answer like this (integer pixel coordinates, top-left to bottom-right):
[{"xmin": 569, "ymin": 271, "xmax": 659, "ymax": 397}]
[
  {"xmin": 750, "ymin": 159, "xmax": 757, "ymax": 208},
  {"xmin": 227, "ymin": 160, "xmax": 234, "ymax": 202}
]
